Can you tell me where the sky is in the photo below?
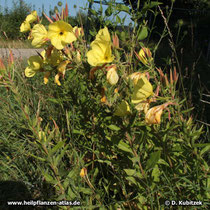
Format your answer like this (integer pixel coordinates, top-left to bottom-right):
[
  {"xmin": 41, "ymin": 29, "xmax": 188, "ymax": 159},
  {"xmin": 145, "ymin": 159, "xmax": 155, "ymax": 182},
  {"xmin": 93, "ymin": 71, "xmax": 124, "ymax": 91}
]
[{"xmin": 0, "ymin": 0, "xmax": 132, "ymax": 25}]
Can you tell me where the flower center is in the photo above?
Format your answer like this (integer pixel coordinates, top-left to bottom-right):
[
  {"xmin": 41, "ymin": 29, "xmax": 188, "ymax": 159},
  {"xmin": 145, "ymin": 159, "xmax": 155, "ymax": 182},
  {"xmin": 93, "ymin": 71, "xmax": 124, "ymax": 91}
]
[{"xmin": 59, "ymin": 31, "xmax": 64, "ymax": 35}]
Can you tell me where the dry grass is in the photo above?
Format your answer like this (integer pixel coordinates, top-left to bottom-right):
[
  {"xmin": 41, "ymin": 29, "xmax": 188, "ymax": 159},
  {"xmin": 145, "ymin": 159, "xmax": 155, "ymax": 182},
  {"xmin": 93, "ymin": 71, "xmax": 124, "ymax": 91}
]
[{"xmin": 0, "ymin": 39, "xmax": 32, "ymax": 49}]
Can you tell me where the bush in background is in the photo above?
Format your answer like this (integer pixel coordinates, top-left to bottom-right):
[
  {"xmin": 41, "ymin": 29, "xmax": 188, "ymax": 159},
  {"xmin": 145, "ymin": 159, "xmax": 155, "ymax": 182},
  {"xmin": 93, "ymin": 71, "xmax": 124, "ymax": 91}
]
[{"xmin": 0, "ymin": 0, "xmax": 31, "ymax": 40}]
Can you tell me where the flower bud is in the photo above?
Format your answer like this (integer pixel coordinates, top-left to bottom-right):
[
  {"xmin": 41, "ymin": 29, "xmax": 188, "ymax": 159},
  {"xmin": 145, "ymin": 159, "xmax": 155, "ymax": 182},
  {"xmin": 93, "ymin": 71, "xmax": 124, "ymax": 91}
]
[
  {"xmin": 76, "ymin": 51, "xmax": 81, "ymax": 63},
  {"xmin": 38, "ymin": 131, "xmax": 46, "ymax": 142},
  {"xmin": 145, "ymin": 105, "xmax": 163, "ymax": 124},
  {"xmin": 138, "ymin": 48, "xmax": 152, "ymax": 65},
  {"xmin": 80, "ymin": 168, "xmax": 87, "ymax": 178},
  {"xmin": 101, "ymin": 87, "xmax": 107, "ymax": 103},
  {"xmin": 145, "ymin": 102, "xmax": 173, "ymax": 124},
  {"xmin": 106, "ymin": 66, "xmax": 119, "ymax": 85}
]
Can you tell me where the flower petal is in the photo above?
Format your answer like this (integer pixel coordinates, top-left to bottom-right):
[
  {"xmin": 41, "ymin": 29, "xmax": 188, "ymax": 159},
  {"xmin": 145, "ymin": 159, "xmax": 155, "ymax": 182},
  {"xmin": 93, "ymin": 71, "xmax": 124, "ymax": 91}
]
[{"xmin": 25, "ymin": 67, "xmax": 36, "ymax": 77}]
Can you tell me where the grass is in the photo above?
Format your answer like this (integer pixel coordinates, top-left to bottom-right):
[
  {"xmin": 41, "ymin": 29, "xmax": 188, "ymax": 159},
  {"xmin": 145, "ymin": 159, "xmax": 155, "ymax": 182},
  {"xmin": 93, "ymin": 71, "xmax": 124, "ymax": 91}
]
[{"xmin": 0, "ymin": 38, "xmax": 32, "ymax": 49}]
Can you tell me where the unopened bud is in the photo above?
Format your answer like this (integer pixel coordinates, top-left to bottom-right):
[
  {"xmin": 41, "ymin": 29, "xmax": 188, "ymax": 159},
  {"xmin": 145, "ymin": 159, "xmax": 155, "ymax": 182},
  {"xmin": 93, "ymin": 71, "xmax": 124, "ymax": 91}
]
[
  {"xmin": 80, "ymin": 168, "xmax": 87, "ymax": 178},
  {"xmin": 106, "ymin": 66, "xmax": 119, "ymax": 85},
  {"xmin": 138, "ymin": 48, "xmax": 152, "ymax": 65}
]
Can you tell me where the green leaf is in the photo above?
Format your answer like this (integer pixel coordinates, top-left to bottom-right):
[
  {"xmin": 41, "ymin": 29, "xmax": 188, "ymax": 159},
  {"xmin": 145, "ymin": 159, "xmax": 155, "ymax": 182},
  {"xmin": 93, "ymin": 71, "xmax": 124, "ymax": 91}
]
[
  {"xmin": 152, "ymin": 165, "xmax": 160, "ymax": 182},
  {"xmin": 105, "ymin": 20, "xmax": 112, "ymax": 26},
  {"xmin": 116, "ymin": 15, "xmax": 121, "ymax": 24},
  {"xmin": 117, "ymin": 5, "xmax": 130, "ymax": 13},
  {"xmin": 54, "ymin": 145, "xmax": 68, "ymax": 166},
  {"xmin": 105, "ymin": 6, "xmax": 112, "ymax": 17},
  {"xmin": 142, "ymin": 1, "xmax": 162, "ymax": 13},
  {"xmin": 67, "ymin": 187, "xmax": 77, "ymax": 199},
  {"xmin": 126, "ymin": 176, "xmax": 137, "ymax": 185},
  {"xmin": 24, "ymin": 105, "xmax": 29, "ymax": 115},
  {"xmin": 57, "ymin": 194, "xmax": 65, "ymax": 200},
  {"xmin": 90, "ymin": 8, "xmax": 97, "ymax": 15},
  {"xmin": 79, "ymin": 187, "xmax": 92, "ymax": 194},
  {"xmin": 137, "ymin": 26, "xmax": 148, "ymax": 41},
  {"xmin": 138, "ymin": 195, "xmax": 147, "ymax": 205},
  {"xmin": 67, "ymin": 169, "xmax": 77, "ymax": 179},
  {"xmin": 49, "ymin": 141, "xmax": 65, "ymax": 156},
  {"xmin": 158, "ymin": 158, "xmax": 170, "ymax": 167},
  {"xmin": 124, "ymin": 169, "xmax": 136, "ymax": 176},
  {"xmin": 181, "ymin": 107, "xmax": 194, "ymax": 113},
  {"xmin": 194, "ymin": 143, "xmax": 210, "ymax": 147},
  {"xmin": 146, "ymin": 151, "xmax": 161, "ymax": 170},
  {"xmin": 108, "ymin": 125, "xmax": 120, "ymax": 131},
  {"xmin": 72, "ymin": 129, "xmax": 84, "ymax": 135},
  {"xmin": 29, "ymin": 153, "xmax": 46, "ymax": 162},
  {"xmin": 97, "ymin": 159, "xmax": 112, "ymax": 165},
  {"xmin": 130, "ymin": 156, "xmax": 140, "ymax": 164},
  {"xmin": 89, "ymin": 30, "xmax": 97, "ymax": 37},
  {"xmin": 48, "ymin": 98, "xmax": 60, "ymax": 104},
  {"xmin": 201, "ymin": 145, "xmax": 210, "ymax": 156},
  {"xmin": 118, "ymin": 140, "xmax": 133, "ymax": 154},
  {"xmin": 150, "ymin": 1, "xmax": 162, "ymax": 7},
  {"xmin": 120, "ymin": 31, "xmax": 126, "ymax": 41},
  {"xmin": 42, "ymin": 171, "xmax": 56, "ymax": 184}
]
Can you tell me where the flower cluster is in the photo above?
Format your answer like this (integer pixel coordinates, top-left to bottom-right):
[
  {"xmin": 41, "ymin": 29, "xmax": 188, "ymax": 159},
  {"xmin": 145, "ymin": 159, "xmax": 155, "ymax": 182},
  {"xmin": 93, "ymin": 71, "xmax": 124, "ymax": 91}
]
[
  {"xmin": 20, "ymin": 11, "xmax": 83, "ymax": 85},
  {"xmin": 20, "ymin": 10, "xmax": 174, "ymax": 125}
]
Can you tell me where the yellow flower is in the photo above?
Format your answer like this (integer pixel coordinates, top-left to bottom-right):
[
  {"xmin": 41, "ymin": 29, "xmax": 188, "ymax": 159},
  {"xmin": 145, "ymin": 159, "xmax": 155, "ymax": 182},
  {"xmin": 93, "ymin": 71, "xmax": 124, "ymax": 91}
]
[
  {"xmin": 106, "ymin": 66, "xmax": 119, "ymax": 85},
  {"xmin": 31, "ymin": 24, "xmax": 48, "ymax": 48},
  {"xmin": 95, "ymin": 27, "xmax": 111, "ymax": 42},
  {"xmin": 25, "ymin": 55, "xmax": 43, "ymax": 77},
  {"xmin": 128, "ymin": 72, "xmax": 145, "ymax": 85},
  {"xmin": 145, "ymin": 102, "xmax": 173, "ymax": 124},
  {"xmin": 48, "ymin": 20, "xmax": 77, "ymax": 50},
  {"xmin": 114, "ymin": 101, "xmax": 131, "ymax": 117},
  {"xmin": 87, "ymin": 40, "xmax": 114, "ymax": 66},
  {"xmin": 138, "ymin": 48, "xmax": 152, "ymax": 65},
  {"xmin": 87, "ymin": 27, "xmax": 114, "ymax": 66},
  {"xmin": 25, "ymin": 11, "xmax": 37, "ymax": 23},
  {"xmin": 131, "ymin": 75, "xmax": 153, "ymax": 104},
  {"xmin": 145, "ymin": 105, "xmax": 163, "ymax": 124},
  {"xmin": 20, "ymin": 21, "xmax": 31, "ymax": 33}
]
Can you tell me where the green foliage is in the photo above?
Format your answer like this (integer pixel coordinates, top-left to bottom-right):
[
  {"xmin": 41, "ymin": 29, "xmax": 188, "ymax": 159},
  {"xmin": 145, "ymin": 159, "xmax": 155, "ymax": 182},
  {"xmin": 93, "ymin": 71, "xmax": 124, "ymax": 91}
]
[
  {"xmin": 0, "ymin": 0, "xmax": 31, "ymax": 39},
  {"xmin": 123, "ymin": 0, "xmax": 210, "ymax": 11}
]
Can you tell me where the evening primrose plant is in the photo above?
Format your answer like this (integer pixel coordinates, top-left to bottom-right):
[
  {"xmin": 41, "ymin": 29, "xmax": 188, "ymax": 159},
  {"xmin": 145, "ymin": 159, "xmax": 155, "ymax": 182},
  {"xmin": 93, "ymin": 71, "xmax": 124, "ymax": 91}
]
[{"xmin": 1, "ymin": 2, "xmax": 206, "ymax": 209}]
